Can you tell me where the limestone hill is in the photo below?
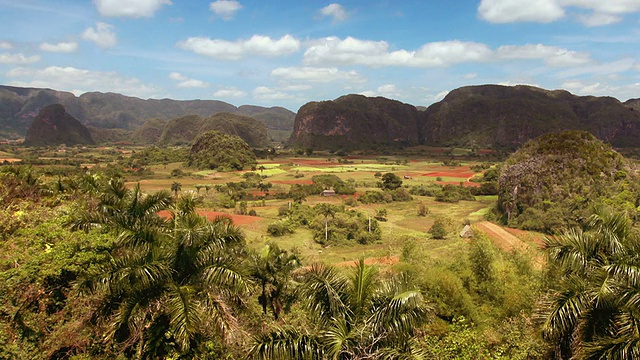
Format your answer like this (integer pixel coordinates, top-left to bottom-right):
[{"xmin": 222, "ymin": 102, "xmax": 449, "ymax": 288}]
[
  {"xmin": 23, "ymin": 104, "xmax": 94, "ymax": 146},
  {"xmin": 158, "ymin": 112, "xmax": 268, "ymax": 147},
  {"xmin": 289, "ymin": 94, "xmax": 422, "ymax": 150},
  {"xmin": 289, "ymin": 85, "xmax": 640, "ymax": 151}
]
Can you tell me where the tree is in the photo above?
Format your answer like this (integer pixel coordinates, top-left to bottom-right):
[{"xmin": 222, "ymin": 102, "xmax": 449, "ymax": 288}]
[
  {"xmin": 249, "ymin": 259, "xmax": 432, "ymax": 359},
  {"xmin": 72, "ymin": 188, "xmax": 250, "ymax": 358},
  {"xmin": 171, "ymin": 181, "xmax": 182, "ymax": 198},
  {"xmin": 540, "ymin": 208, "xmax": 640, "ymax": 359},
  {"xmin": 429, "ymin": 218, "xmax": 447, "ymax": 239},
  {"xmin": 315, "ymin": 203, "xmax": 339, "ymax": 243},
  {"xmin": 380, "ymin": 173, "xmax": 403, "ymax": 191},
  {"xmin": 249, "ymin": 243, "xmax": 301, "ymax": 320}
]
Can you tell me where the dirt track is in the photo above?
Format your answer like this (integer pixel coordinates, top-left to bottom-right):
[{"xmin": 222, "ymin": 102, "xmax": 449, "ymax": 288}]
[{"xmin": 474, "ymin": 221, "xmax": 529, "ymax": 252}]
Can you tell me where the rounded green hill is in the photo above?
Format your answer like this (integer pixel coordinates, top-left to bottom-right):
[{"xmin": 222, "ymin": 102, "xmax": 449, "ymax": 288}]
[{"xmin": 188, "ymin": 131, "xmax": 256, "ymax": 171}]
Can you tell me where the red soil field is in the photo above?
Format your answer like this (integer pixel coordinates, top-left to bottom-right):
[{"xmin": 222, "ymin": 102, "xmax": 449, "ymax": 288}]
[{"xmin": 158, "ymin": 210, "xmax": 261, "ymax": 225}]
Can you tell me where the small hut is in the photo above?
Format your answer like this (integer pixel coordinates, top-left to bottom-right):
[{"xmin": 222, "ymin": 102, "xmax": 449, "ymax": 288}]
[{"xmin": 321, "ymin": 189, "xmax": 336, "ymax": 197}]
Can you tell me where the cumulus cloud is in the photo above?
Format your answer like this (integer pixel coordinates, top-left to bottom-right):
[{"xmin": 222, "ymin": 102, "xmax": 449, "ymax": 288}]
[
  {"xmin": 209, "ymin": 0, "xmax": 242, "ymax": 20},
  {"xmin": 479, "ymin": 0, "xmax": 640, "ymax": 25},
  {"xmin": 478, "ymin": 0, "xmax": 565, "ymax": 23},
  {"xmin": 555, "ymin": 58, "xmax": 637, "ymax": 78},
  {"xmin": 169, "ymin": 72, "xmax": 209, "ymax": 88},
  {"xmin": 319, "ymin": 3, "xmax": 348, "ymax": 22},
  {"xmin": 561, "ymin": 79, "xmax": 640, "ymax": 101},
  {"xmin": 361, "ymin": 84, "xmax": 402, "ymax": 98},
  {"xmin": 253, "ymin": 86, "xmax": 295, "ymax": 101},
  {"xmin": 214, "ymin": 87, "xmax": 247, "ymax": 98},
  {"xmin": 82, "ymin": 22, "xmax": 117, "ymax": 48},
  {"xmin": 39, "ymin": 41, "xmax": 79, "ymax": 53},
  {"xmin": 497, "ymin": 44, "xmax": 593, "ymax": 66},
  {"xmin": 94, "ymin": 0, "xmax": 172, "ymax": 17},
  {"xmin": 178, "ymin": 34, "xmax": 300, "ymax": 60},
  {"xmin": 576, "ymin": 12, "xmax": 621, "ymax": 26},
  {"xmin": 271, "ymin": 66, "xmax": 365, "ymax": 83},
  {"xmin": 0, "ymin": 41, "xmax": 13, "ymax": 50},
  {"xmin": 0, "ymin": 53, "xmax": 40, "ymax": 64},
  {"xmin": 5, "ymin": 66, "xmax": 159, "ymax": 98},
  {"xmin": 304, "ymin": 37, "xmax": 492, "ymax": 67}
]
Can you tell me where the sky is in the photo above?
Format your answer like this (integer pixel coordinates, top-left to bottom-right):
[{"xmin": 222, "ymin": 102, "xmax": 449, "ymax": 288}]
[{"xmin": 1, "ymin": 0, "xmax": 640, "ymax": 112}]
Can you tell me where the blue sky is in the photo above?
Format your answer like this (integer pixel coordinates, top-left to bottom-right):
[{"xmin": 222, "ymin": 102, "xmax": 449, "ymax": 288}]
[{"xmin": 1, "ymin": 0, "xmax": 640, "ymax": 111}]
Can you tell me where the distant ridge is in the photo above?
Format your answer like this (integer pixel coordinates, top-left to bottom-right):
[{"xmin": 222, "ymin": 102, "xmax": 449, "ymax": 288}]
[{"xmin": 0, "ymin": 85, "xmax": 295, "ymax": 143}]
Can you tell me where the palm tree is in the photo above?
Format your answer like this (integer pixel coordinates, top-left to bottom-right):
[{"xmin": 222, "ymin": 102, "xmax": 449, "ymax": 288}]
[
  {"xmin": 249, "ymin": 243, "xmax": 301, "ymax": 320},
  {"xmin": 540, "ymin": 208, "xmax": 640, "ymax": 359},
  {"xmin": 73, "ymin": 186, "xmax": 251, "ymax": 358},
  {"xmin": 249, "ymin": 259, "xmax": 431, "ymax": 359},
  {"xmin": 315, "ymin": 203, "xmax": 339, "ymax": 243},
  {"xmin": 171, "ymin": 181, "xmax": 182, "ymax": 198}
]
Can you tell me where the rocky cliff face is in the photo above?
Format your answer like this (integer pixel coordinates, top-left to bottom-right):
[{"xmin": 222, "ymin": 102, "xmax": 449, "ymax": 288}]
[
  {"xmin": 23, "ymin": 104, "xmax": 94, "ymax": 146},
  {"xmin": 289, "ymin": 86, "xmax": 640, "ymax": 151},
  {"xmin": 289, "ymin": 94, "xmax": 422, "ymax": 149},
  {"xmin": 422, "ymin": 85, "xmax": 640, "ymax": 149}
]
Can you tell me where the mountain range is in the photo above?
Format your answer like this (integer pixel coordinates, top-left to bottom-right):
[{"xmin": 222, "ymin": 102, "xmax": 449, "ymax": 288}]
[
  {"xmin": 289, "ymin": 85, "xmax": 640, "ymax": 150},
  {"xmin": 3, "ymin": 84, "xmax": 640, "ymax": 150},
  {"xmin": 0, "ymin": 85, "xmax": 295, "ymax": 143}
]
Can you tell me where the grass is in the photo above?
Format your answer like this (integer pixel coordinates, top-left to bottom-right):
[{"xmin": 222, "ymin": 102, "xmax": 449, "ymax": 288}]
[{"xmin": 114, "ymin": 153, "xmax": 541, "ymax": 266}]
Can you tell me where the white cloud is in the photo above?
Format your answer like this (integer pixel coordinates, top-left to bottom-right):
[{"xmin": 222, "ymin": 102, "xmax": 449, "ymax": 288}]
[
  {"xmin": 556, "ymin": 58, "xmax": 637, "ymax": 78},
  {"xmin": 214, "ymin": 87, "xmax": 247, "ymax": 98},
  {"xmin": 497, "ymin": 44, "xmax": 592, "ymax": 66},
  {"xmin": 478, "ymin": 0, "xmax": 565, "ymax": 23},
  {"xmin": 82, "ymin": 22, "xmax": 117, "ymax": 48},
  {"xmin": 576, "ymin": 12, "xmax": 621, "ymax": 26},
  {"xmin": 561, "ymin": 79, "xmax": 640, "ymax": 100},
  {"xmin": 479, "ymin": 0, "xmax": 640, "ymax": 25},
  {"xmin": 253, "ymin": 86, "xmax": 295, "ymax": 100},
  {"xmin": 271, "ymin": 66, "xmax": 365, "ymax": 83},
  {"xmin": 94, "ymin": 0, "xmax": 172, "ymax": 17},
  {"xmin": 178, "ymin": 34, "xmax": 300, "ymax": 60},
  {"xmin": 39, "ymin": 41, "xmax": 78, "ymax": 53},
  {"xmin": 209, "ymin": 0, "xmax": 242, "ymax": 20},
  {"xmin": 304, "ymin": 37, "xmax": 492, "ymax": 67},
  {"xmin": 169, "ymin": 72, "xmax": 209, "ymax": 88},
  {"xmin": 6, "ymin": 66, "xmax": 159, "ymax": 98},
  {"xmin": 361, "ymin": 84, "xmax": 401, "ymax": 98},
  {"xmin": 319, "ymin": 3, "xmax": 348, "ymax": 22},
  {"xmin": 0, "ymin": 53, "xmax": 40, "ymax": 64},
  {"xmin": 464, "ymin": 73, "xmax": 478, "ymax": 79},
  {"xmin": 0, "ymin": 41, "xmax": 13, "ymax": 50}
]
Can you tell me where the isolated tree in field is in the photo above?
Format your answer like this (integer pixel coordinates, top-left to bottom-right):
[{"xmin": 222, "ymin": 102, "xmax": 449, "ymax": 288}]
[
  {"xmin": 171, "ymin": 181, "xmax": 182, "ymax": 198},
  {"xmin": 249, "ymin": 259, "xmax": 431, "ymax": 359},
  {"xmin": 315, "ymin": 203, "xmax": 339, "ymax": 243},
  {"xmin": 540, "ymin": 208, "xmax": 640, "ymax": 359},
  {"xmin": 380, "ymin": 172, "xmax": 403, "ymax": 191},
  {"xmin": 429, "ymin": 218, "xmax": 447, "ymax": 239}
]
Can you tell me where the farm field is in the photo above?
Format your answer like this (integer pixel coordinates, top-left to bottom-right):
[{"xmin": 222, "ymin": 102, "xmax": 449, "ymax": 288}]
[
  {"xmin": 0, "ymin": 144, "xmax": 540, "ymax": 267},
  {"xmin": 116, "ymin": 152, "xmax": 542, "ymax": 265}
]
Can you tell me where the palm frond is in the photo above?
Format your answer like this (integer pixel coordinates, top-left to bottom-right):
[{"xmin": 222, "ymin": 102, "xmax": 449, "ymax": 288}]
[{"xmin": 248, "ymin": 328, "xmax": 322, "ymax": 360}]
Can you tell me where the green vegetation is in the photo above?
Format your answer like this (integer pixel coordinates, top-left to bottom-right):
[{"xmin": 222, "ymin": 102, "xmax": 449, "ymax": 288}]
[
  {"xmin": 188, "ymin": 131, "xmax": 257, "ymax": 171},
  {"xmin": 497, "ymin": 130, "xmax": 640, "ymax": 232},
  {"xmin": 5, "ymin": 134, "xmax": 640, "ymax": 358}
]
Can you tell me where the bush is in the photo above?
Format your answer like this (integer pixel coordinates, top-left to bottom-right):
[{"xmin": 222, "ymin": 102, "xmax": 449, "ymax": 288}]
[
  {"xmin": 267, "ymin": 220, "xmax": 295, "ymax": 236},
  {"xmin": 429, "ymin": 219, "xmax": 447, "ymax": 239}
]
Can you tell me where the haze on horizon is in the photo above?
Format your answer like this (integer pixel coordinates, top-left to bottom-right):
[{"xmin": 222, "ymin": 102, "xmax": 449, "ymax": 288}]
[{"xmin": 1, "ymin": 0, "xmax": 639, "ymax": 111}]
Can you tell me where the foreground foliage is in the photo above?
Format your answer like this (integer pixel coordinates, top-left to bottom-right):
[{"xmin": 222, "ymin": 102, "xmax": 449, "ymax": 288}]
[
  {"xmin": 249, "ymin": 259, "xmax": 432, "ymax": 359},
  {"xmin": 541, "ymin": 208, "xmax": 640, "ymax": 359}
]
